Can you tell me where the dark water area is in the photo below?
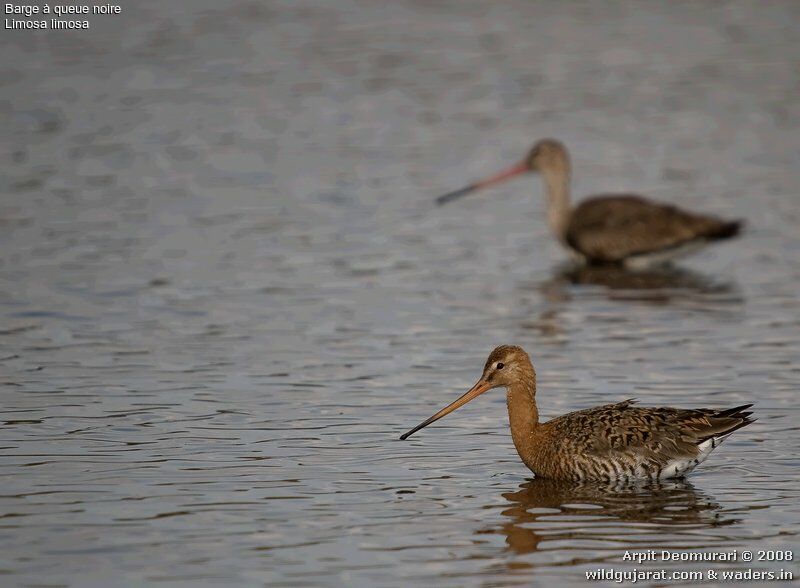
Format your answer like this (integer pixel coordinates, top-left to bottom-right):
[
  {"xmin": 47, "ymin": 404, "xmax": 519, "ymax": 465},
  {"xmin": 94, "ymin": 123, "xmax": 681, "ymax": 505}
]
[{"xmin": 1, "ymin": 1, "xmax": 799, "ymax": 586}]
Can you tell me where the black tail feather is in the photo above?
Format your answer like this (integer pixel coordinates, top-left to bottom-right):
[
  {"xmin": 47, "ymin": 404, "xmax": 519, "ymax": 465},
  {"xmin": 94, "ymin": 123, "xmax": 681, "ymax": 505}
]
[
  {"xmin": 702, "ymin": 404, "xmax": 756, "ymax": 441},
  {"xmin": 714, "ymin": 403, "xmax": 754, "ymax": 418},
  {"xmin": 710, "ymin": 219, "xmax": 743, "ymax": 240}
]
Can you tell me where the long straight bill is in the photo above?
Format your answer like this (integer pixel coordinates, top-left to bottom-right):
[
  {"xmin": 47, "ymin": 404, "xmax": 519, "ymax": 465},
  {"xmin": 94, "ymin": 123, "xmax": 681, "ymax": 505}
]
[
  {"xmin": 435, "ymin": 161, "xmax": 528, "ymax": 206},
  {"xmin": 399, "ymin": 380, "xmax": 493, "ymax": 440}
]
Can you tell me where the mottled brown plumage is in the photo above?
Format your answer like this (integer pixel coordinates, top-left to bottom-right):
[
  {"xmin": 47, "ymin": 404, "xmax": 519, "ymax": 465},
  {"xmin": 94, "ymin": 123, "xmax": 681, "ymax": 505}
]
[
  {"xmin": 400, "ymin": 345, "xmax": 754, "ymax": 482},
  {"xmin": 565, "ymin": 194, "xmax": 741, "ymax": 264},
  {"xmin": 436, "ymin": 139, "xmax": 742, "ymax": 267}
]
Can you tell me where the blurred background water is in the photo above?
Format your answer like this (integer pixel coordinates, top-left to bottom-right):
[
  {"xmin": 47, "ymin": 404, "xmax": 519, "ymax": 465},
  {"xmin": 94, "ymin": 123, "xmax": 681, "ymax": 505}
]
[{"xmin": 1, "ymin": 1, "xmax": 799, "ymax": 586}]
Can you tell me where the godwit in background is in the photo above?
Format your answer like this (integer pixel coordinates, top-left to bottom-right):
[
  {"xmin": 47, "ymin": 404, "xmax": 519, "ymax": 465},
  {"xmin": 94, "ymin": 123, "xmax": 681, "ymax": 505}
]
[
  {"xmin": 436, "ymin": 139, "xmax": 742, "ymax": 268},
  {"xmin": 400, "ymin": 345, "xmax": 754, "ymax": 481}
]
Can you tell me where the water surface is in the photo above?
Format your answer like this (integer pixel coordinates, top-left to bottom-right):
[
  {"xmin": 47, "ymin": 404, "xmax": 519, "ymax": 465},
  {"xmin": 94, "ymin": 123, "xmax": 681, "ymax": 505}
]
[{"xmin": 1, "ymin": 1, "xmax": 799, "ymax": 586}]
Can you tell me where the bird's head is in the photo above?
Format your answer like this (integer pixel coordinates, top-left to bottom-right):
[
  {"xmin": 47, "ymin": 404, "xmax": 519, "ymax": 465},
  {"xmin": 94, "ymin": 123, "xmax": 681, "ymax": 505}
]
[{"xmin": 399, "ymin": 345, "xmax": 535, "ymax": 440}]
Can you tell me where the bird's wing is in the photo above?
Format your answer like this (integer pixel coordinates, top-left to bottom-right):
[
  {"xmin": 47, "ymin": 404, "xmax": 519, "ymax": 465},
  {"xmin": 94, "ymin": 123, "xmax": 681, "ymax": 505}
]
[
  {"xmin": 566, "ymin": 195, "xmax": 739, "ymax": 262},
  {"xmin": 553, "ymin": 400, "xmax": 754, "ymax": 471}
]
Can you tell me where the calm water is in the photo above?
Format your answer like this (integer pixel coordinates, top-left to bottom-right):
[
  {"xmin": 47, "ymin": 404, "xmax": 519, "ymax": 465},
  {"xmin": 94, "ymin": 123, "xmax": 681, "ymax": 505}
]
[{"xmin": 2, "ymin": 1, "xmax": 799, "ymax": 586}]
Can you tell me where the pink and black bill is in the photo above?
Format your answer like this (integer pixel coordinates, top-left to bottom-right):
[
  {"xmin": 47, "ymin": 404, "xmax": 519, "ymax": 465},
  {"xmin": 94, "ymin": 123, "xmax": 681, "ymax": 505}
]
[{"xmin": 435, "ymin": 161, "xmax": 529, "ymax": 206}]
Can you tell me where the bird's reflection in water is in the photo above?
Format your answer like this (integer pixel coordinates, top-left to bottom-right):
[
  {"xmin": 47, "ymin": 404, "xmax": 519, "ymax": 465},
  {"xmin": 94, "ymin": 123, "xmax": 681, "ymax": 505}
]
[
  {"xmin": 478, "ymin": 478, "xmax": 737, "ymax": 572},
  {"xmin": 542, "ymin": 263, "xmax": 741, "ymax": 305},
  {"xmin": 522, "ymin": 264, "xmax": 742, "ymax": 338}
]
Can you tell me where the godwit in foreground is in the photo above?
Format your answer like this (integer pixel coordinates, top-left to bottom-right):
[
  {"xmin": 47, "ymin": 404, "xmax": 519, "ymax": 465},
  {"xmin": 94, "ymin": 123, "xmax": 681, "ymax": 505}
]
[
  {"xmin": 436, "ymin": 139, "xmax": 742, "ymax": 268},
  {"xmin": 400, "ymin": 345, "xmax": 754, "ymax": 481}
]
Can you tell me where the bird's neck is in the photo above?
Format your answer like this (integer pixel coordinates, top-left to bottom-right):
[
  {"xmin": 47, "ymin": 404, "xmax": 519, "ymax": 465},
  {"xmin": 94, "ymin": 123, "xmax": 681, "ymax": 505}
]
[
  {"xmin": 506, "ymin": 372, "xmax": 540, "ymax": 466},
  {"xmin": 540, "ymin": 167, "xmax": 572, "ymax": 242}
]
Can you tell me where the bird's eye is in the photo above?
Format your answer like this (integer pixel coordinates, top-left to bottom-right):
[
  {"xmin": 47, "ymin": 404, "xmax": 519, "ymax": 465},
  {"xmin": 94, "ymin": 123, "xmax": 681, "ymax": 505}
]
[{"xmin": 496, "ymin": 362, "xmax": 504, "ymax": 370}]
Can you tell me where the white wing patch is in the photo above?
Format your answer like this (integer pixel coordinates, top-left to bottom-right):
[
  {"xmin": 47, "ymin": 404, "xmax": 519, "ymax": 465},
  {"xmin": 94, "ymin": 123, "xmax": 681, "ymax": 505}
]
[{"xmin": 660, "ymin": 434, "xmax": 732, "ymax": 479}]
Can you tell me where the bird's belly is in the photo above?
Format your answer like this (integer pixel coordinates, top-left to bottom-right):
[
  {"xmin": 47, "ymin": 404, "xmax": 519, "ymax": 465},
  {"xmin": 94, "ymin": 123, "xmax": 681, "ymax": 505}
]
[
  {"xmin": 528, "ymin": 455, "xmax": 655, "ymax": 482},
  {"xmin": 623, "ymin": 241, "xmax": 705, "ymax": 270},
  {"xmin": 564, "ymin": 246, "xmax": 588, "ymax": 266}
]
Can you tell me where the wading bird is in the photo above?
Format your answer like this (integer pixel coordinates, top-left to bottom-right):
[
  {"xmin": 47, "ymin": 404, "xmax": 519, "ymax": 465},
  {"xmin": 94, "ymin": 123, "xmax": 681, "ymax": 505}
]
[
  {"xmin": 400, "ymin": 345, "xmax": 754, "ymax": 481},
  {"xmin": 436, "ymin": 140, "xmax": 742, "ymax": 268}
]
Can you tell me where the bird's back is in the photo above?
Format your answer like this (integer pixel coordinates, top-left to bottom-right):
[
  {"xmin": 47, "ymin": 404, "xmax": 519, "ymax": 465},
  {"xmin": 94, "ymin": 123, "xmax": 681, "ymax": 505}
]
[
  {"xmin": 529, "ymin": 400, "xmax": 754, "ymax": 481},
  {"xmin": 565, "ymin": 195, "xmax": 741, "ymax": 264}
]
